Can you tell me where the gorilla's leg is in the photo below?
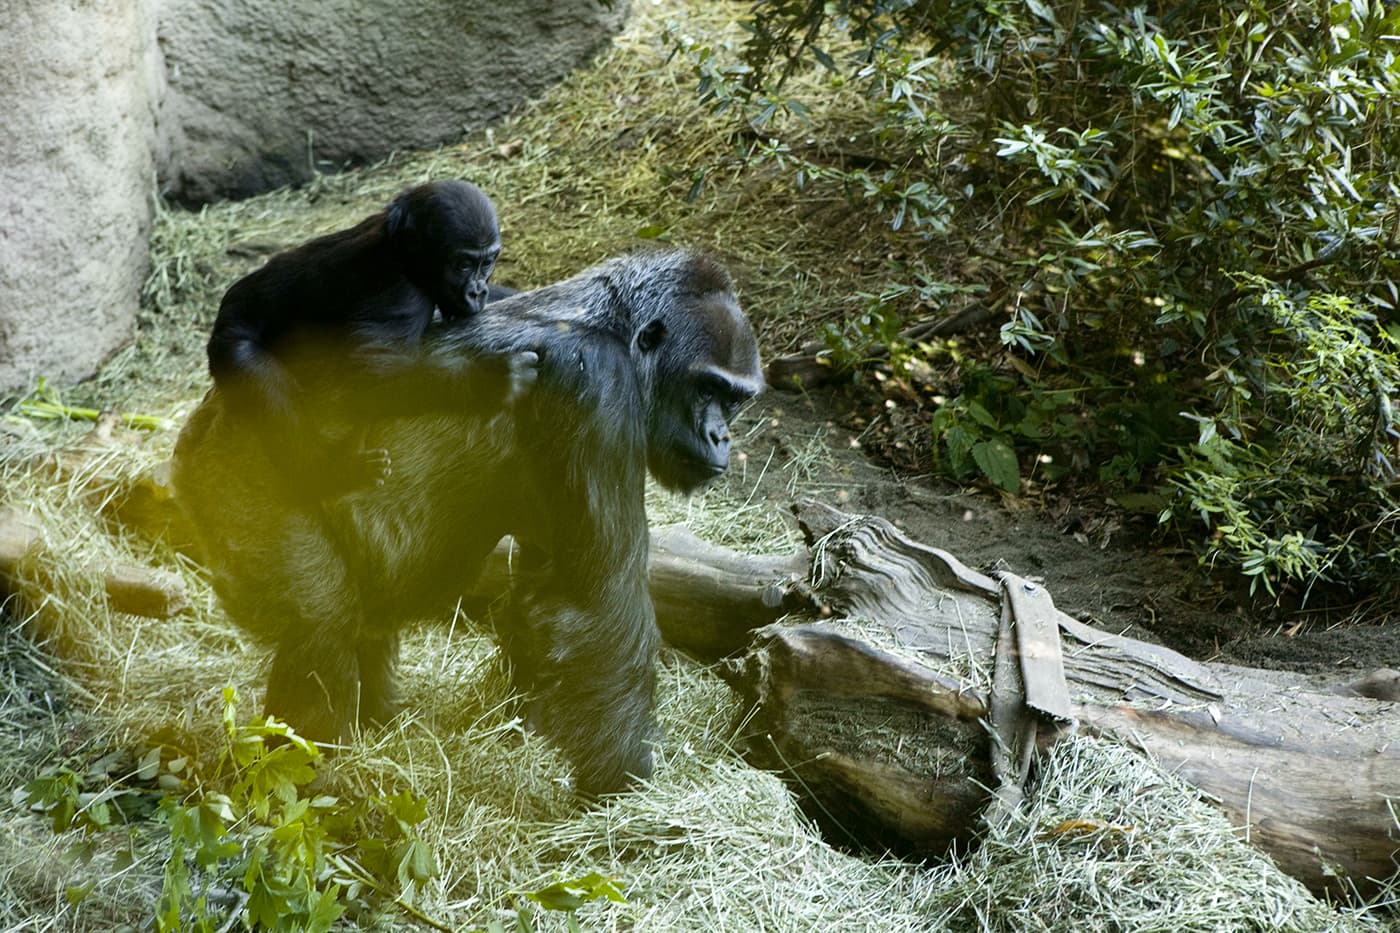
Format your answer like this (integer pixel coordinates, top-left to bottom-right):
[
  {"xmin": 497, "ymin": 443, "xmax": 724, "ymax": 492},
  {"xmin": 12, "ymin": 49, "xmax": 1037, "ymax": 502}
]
[
  {"xmin": 356, "ymin": 634, "xmax": 403, "ymax": 726},
  {"xmin": 221, "ymin": 534, "xmax": 369, "ymax": 740},
  {"xmin": 489, "ymin": 544, "xmax": 553, "ymax": 696},
  {"xmin": 516, "ymin": 597, "xmax": 660, "ymax": 795},
  {"xmin": 193, "ymin": 485, "xmax": 370, "ymax": 740},
  {"xmin": 265, "ymin": 627, "xmax": 362, "ymax": 741}
]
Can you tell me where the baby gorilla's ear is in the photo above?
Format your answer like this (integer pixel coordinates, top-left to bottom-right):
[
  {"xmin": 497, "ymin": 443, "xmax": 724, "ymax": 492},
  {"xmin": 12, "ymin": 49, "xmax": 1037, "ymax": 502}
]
[{"xmin": 385, "ymin": 190, "xmax": 415, "ymax": 239}]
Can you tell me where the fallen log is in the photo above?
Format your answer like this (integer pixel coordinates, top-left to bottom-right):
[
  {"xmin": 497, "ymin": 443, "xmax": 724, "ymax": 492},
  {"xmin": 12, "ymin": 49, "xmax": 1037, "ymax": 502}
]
[
  {"xmin": 0, "ymin": 507, "xmax": 189, "ymax": 620},
  {"xmin": 476, "ymin": 502, "xmax": 1397, "ymax": 898}
]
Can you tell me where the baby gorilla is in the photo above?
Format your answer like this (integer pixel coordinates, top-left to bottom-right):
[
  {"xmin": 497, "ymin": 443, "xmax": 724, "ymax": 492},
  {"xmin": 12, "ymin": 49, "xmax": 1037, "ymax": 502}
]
[{"xmin": 207, "ymin": 179, "xmax": 529, "ymax": 500}]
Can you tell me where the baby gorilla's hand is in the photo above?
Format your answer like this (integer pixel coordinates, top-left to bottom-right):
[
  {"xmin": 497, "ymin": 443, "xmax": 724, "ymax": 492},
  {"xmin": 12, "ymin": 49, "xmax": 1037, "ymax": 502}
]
[
  {"xmin": 505, "ymin": 350, "xmax": 540, "ymax": 405},
  {"xmin": 354, "ymin": 446, "xmax": 393, "ymax": 487},
  {"xmin": 314, "ymin": 440, "xmax": 393, "ymax": 500}
]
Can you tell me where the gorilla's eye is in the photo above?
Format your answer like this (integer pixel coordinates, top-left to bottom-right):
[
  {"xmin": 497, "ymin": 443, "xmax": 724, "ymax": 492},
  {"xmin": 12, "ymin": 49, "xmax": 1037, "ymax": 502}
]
[
  {"xmin": 453, "ymin": 247, "xmax": 499, "ymax": 277},
  {"xmin": 698, "ymin": 372, "xmax": 740, "ymax": 403}
]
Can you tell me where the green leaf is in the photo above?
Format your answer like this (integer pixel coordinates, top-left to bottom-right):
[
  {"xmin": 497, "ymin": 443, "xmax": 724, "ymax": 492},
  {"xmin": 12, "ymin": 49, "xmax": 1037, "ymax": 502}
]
[
  {"xmin": 246, "ymin": 882, "xmax": 285, "ymax": 931},
  {"xmin": 396, "ymin": 838, "xmax": 438, "ymax": 889},
  {"xmin": 634, "ymin": 224, "xmax": 668, "ymax": 239},
  {"xmin": 221, "ymin": 686, "xmax": 240, "ymax": 736},
  {"xmin": 943, "ymin": 424, "xmax": 976, "ymax": 476},
  {"xmin": 963, "ymin": 400, "xmax": 1000, "ymax": 429},
  {"xmin": 112, "ymin": 848, "xmax": 136, "ymax": 872},
  {"xmin": 352, "ymin": 837, "xmax": 394, "ymax": 880},
  {"xmin": 137, "ymin": 746, "xmax": 163, "ymax": 782},
  {"xmin": 972, "ymin": 438, "xmax": 1020, "ymax": 493},
  {"xmin": 386, "ymin": 790, "xmax": 429, "ymax": 827},
  {"xmin": 525, "ymin": 872, "xmax": 627, "ymax": 912},
  {"xmin": 528, "ymin": 883, "xmax": 585, "ymax": 912},
  {"xmin": 305, "ymin": 884, "xmax": 347, "ymax": 933}
]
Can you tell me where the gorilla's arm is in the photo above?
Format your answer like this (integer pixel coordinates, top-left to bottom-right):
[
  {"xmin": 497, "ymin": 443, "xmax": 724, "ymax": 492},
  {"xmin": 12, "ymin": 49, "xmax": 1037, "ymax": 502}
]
[
  {"xmin": 335, "ymin": 343, "xmax": 538, "ymax": 420},
  {"xmin": 508, "ymin": 336, "xmax": 660, "ymax": 794}
]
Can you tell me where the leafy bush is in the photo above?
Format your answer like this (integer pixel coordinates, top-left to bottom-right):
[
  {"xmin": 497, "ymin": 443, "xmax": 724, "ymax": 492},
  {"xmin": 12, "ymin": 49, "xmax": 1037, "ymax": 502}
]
[{"xmin": 671, "ymin": 0, "xmax": 1400, "ymax": 602}]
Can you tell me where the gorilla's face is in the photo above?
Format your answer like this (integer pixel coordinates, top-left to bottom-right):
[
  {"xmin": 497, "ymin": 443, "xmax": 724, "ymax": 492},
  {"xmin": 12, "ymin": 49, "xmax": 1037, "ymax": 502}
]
[
  {"xmin": 437, "ymin": 242, "xmax": 500, "ymax": 320},
  {"xmin": 389, "ymin": 179, "xmax": 502, "ymax": 320},
  {"xmin": 642, "ymin": 292, "xmax": 763, "ymax": 493}
]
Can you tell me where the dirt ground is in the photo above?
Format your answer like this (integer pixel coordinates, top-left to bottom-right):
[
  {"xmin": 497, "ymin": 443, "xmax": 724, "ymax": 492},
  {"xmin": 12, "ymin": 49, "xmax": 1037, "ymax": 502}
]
[{"xmin": 735, "ymin": 388, "xmax": 1400, "ymax": 688}]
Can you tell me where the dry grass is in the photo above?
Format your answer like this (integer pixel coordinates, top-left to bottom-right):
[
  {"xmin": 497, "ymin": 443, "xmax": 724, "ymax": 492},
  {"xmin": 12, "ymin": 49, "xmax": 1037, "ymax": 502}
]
[{"xmin": 0, "ymin": 1, "xmax": 1393, "ymax": 930}]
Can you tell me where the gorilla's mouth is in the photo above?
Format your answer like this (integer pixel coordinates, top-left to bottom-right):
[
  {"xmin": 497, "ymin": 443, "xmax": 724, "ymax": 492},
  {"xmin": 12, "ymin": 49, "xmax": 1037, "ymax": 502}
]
[
  {"xmin": 440, "ymin": 293, "xmax": 483, "ymax": 320},
  {"xmin": 652, "ymin": 453, "xmax": 727, "ymax": 494}
]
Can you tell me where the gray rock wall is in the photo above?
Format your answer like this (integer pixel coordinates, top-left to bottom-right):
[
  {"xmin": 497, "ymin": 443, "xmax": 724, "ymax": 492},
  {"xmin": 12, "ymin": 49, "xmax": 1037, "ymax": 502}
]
[
  {"xmin": 156, "ymin": 0, "xmax": 628, "ymax": 202},
  {"xmin": 0, "ymin": 0, "xmax": 161, "ymax": 394},
  {"xmin": 0, "ymin": 0, "xmax": 626, "ymax": 395}
]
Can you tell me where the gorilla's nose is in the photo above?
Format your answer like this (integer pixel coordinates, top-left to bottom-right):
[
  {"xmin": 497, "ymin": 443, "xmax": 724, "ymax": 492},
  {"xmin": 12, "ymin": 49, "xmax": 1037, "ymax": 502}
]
[
  {"xmin": 709, "ymin": 428, "xmax": 731, "ymax": 467},
  {"xmin": 464, "ymin": 284, "xmax": 488, "ymax": 313}
]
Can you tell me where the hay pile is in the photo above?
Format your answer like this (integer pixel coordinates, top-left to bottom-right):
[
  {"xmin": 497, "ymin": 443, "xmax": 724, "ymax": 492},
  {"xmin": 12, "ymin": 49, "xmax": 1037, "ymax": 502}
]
[{"xmin": 1, "ymin": 1, "xmax": 1393, "ymax": 929}]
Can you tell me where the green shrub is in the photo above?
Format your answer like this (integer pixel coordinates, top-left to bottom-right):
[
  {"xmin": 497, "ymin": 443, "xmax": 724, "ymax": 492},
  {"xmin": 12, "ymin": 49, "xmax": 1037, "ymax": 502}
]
[
  {"xmin": 19, "ymin": 688, "xmax": 440, "ymax": 932},
  {"xmin": 672, "ymin": 0, "xmax": 1400, "ymax": 602}
]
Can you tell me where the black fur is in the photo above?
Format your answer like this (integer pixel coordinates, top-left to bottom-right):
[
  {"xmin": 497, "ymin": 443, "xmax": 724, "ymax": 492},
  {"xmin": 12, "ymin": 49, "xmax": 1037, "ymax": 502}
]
[
  {"xmin": 207, "ymin": 179, "xmax": 515, "ymax": 499},
  {"xmin": 173, "ymin": 249, "xmax": 763, "ymax": 795}
]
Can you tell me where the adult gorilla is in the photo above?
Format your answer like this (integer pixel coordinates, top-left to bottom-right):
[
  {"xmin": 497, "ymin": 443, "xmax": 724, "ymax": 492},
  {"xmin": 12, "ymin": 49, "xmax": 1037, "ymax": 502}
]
[{"xmin": 172, "ymin": 249, "xmax": 763, "ymax": 794}]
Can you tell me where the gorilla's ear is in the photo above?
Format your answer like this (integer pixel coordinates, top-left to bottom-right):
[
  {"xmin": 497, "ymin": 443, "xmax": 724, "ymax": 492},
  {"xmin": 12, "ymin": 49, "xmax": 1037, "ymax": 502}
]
[
  {"xmin": 386, "ymin": 190, "xmax": 414, "ymax": 239},
  {"xmin": 686, "ymin": 253, "xmax": 732, "ymax": 294},
  {"xmin": 636, "ymin": 319, "xmax": 667, "ymax": 352}
]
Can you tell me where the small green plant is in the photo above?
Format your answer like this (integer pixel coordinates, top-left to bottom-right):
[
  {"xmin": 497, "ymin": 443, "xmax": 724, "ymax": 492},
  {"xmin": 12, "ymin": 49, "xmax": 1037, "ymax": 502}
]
[
  {"xmin": 16, "ymin": 690, "xmax": 632, "ymax": 932},
  {"xmin": 152, "ymin": 687, "xmax": 442, "ymax": 932},
  {"xmin": 17, "ymin": 747, "xmax": 167, "ymax": 836},
  {"xmin": 9, "ymin": 376, "xmax": 173, "ymax": 430},
  {"xmin": 16, "ymin": 688, "xmax": 443, "ymax": 931}
]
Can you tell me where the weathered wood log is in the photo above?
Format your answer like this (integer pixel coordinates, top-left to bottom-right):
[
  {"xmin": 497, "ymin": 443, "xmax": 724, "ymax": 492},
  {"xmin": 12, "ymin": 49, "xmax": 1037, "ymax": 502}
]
[
  {"xmin": 470, "ymin": 503, "xmax": 1397, "ymax": 898},
  {"xmin": 0, "ymin": 507, "xmax": 189, "ymax": 619}
]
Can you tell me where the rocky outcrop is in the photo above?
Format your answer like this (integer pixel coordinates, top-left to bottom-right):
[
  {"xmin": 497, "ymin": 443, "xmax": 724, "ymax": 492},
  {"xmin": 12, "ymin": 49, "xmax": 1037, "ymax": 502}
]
[
  {"xmin": 0, "ymin": 0, "xmax": 628, "ymax": 395},
  {"xmin": 0, "ymin": 0, "xmax": 162, "ymax": 393},
  {"xmin": 156, "ymin": 0, "xmax": 629, "ymax": 202}
]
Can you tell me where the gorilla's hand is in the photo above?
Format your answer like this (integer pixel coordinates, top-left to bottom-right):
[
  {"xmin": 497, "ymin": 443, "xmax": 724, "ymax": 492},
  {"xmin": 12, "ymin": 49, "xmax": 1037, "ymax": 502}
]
[
  {"xmin": 504, "ymin": 350, "xmax": 540, "ymax": 406},
  {"xmin": 352, "ymin": 446, "xmax": 394, "ymax": 488}
]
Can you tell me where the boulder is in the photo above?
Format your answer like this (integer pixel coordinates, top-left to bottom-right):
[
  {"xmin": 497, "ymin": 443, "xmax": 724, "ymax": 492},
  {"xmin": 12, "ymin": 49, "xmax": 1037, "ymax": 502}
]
[
  {"xmin": 0, "ymin": 0, "xmax": 162, "ymax": 395},
  {"xmin": 155, "ymin": 0, "xmax": 629, "ymax": 202}
]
